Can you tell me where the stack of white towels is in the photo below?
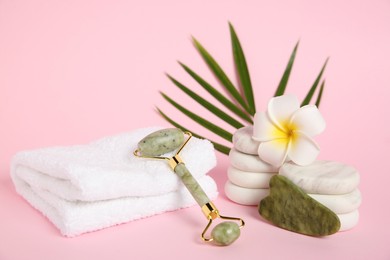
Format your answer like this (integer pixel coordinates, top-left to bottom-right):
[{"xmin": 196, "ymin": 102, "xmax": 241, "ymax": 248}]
[
  {"xmin": 225, "ymin": 126, "xmax": 279, "ymax": 205},
  {"xmin": 11, "ymin": 127, "xmax": 218, "ymax": 237}
]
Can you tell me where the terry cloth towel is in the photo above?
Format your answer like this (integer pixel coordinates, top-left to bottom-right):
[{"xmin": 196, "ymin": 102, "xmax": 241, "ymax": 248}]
[{"xmin": 11, "ymin": 127, "xmax": 218, "ymax": 237}]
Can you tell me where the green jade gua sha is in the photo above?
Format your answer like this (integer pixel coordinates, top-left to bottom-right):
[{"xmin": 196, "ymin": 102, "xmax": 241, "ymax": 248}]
[{"xmin": 134, "ymin": 128, "xmax": 245, "ymax": 246}]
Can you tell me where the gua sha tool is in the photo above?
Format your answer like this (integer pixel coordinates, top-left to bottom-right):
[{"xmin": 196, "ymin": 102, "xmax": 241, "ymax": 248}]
[
  {"xmin": 134, "ymin": 128, "xmax": 245, "ymax": 246},
  {"xmin": 259, "ymin": 175, "xmax": 340, "ymax": 236}
]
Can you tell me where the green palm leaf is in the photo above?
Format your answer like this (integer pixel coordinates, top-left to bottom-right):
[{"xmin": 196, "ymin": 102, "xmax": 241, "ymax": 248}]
[
  {"xmin": 166, "ymin": 74, "xmax": 244, "ymax": 129},
  {"xmin": 179, "ymin": 62, "xmax": 253, "ymax": 123},
  {"xmin": 274, "ymin": 41, "xmax": 299, "ymax": 97},
  {"xmin": 229, "ymin": 22, "xmax": 255, "ymax": 115},
  {"xmin": 159, "ymin": 23, "xmax": 329, "ymax": 155},
  {"xmin": 160, "ymin": 92, "xmax": 233, "ymax": 142},
  {"xmin": 301, "ymin": 58, "xmax": 329, "ymax": 106},
  {"xmin": 192, "ymin": 37, "xmax": 251, "ymax": 114},
  {"xmin": 156, "ymin": 108, "xmax": 230, "ymax": 154},
  {"xmin": 315, "ymin": 80, "xmax": 325, "ymax": 108}
]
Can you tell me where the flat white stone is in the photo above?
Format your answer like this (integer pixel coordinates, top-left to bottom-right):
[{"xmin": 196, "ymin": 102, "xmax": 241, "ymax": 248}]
[
  {"xmin": 337, "ymin": 210, "xmax": 359, "ymax": 231},
  {"xmin": 229, "ymin": 148, "xmax": 279, "ymax": 173},
  {"xmin": 279, "ymin": 161, "xmax": 360, "ymax": 195},
  {"xmin": 309, "ymin": 189, "xmax": 362, "ymax": 214},
  {"xmin": 224, "ymin": 180, "xmax": 269, "ymax": 206},
  {"xmin": 232, "ymin": 126, "xmax": 259, "ymax": 155},
  {"xmin": 227, "ymin": 166, "xmax": 276, "ymax": 189}
]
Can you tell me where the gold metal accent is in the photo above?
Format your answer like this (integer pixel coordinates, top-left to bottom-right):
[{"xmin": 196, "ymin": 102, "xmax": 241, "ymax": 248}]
[
  {"xmin": 133, "ymin": 149, "xmax": 169, "ymax": 161},
  {"xmin": 167, "ymin": 154, "xmax": 183, "ymax": 170},
  {"xmin": 201, "ymin": 219, "xmax": 214, "ymax": 242},
  {"xmin": 177, "ymin": 131, "xmax": 192, "ymax": 154},
  {"xmin": 201, "ymin": 202, "xmax": 219, "ymax": 220}
]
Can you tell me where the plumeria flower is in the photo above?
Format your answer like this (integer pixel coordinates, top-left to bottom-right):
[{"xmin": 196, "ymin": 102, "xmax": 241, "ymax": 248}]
[{"xmin": 252, "ymin": 94, "xmax": 326, "ymax": 167}]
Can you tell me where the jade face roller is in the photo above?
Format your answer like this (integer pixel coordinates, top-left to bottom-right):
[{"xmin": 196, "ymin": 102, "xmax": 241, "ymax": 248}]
[{"xmin": 134, "ymin": 128, "xmax": 244, "ymax": 246}]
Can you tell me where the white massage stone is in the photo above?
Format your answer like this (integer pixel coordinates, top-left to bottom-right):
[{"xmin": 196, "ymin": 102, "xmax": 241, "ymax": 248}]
[
  {"xmin": 309, "ymin": 189, "xmax": 362, "ymax": 214},
  {"xmin": 337, "ymin": 210, "xmax": 359, "ymax": 231},
  {"xmin": 232, "ymin": 126, "xmax": 259, "ymax": 155},
  {"xmin": 224, "ymin": 180, "xmax": 269, "ymax": 206},
  {"xmin": 229, "ymin": 148, "xmax": 279, "ymax": 173},
  {"xmin": 227, "ymin": 166, "xmax": 276, "ymax": 189},
  {"xmin": 279, "ymin": 161, "xmax": 360, "ymax": 194}
]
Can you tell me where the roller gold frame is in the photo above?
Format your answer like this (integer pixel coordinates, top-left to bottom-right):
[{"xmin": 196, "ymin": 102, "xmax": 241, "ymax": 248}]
[{"xmin": 134, "ymin": 131, "xmax": 244, "ymax": 243}]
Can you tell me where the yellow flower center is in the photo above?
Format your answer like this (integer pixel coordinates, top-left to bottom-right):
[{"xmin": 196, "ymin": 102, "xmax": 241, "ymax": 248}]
[
  {"xmin": 286, "ymin": 123, "xmax": 298, "ymax": 144},
  {"xmin": 270, "ymin": 121, "xmax": 297, "ymax": 148}
]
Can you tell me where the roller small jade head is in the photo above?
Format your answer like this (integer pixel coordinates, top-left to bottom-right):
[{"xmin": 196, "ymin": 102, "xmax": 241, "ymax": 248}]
[{"xmin": 134, "ymin": 128, "xmax": 244, "ymax": 246}]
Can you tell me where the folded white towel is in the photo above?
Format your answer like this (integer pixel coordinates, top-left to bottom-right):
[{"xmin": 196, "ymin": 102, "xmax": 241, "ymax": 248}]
[
  {"xmin": 11, "ymin": 127, "xmax": 217, "ymax": 201},
  {"xmin": 13, "ymin": 173, "xmax": 217, "ymax": 237},
  {"xmin": 11, "ymin": 127, "xmax": 218, "ymax": 236}
]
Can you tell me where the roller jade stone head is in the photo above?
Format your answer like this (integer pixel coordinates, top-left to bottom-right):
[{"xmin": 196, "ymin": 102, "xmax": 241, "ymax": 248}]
[{"xmin": 134, "ymin": 128, "xmax": 244, "ymax": 246}]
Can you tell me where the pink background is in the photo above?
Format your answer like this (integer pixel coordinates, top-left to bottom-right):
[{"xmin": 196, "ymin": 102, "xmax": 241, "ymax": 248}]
[{"xmin": 1, "ymin": 0, "xmax": 389, "ymax": 259}]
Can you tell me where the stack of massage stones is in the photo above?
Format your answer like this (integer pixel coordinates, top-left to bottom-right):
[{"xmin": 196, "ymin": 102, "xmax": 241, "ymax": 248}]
[
  {"xmin": 225, "ymin": 126, "xmax": 279, "ymax": 205},
  {"xmin": 225, "ymin": 126, "xmax": 362, "ymax": 232}
]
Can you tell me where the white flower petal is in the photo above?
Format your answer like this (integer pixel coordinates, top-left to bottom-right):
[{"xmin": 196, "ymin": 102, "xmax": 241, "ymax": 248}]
[
  {"xmin": 258, "ymin": 138, "xmax": 290, "ymax": 167},
  {"xmin": 290, "ymin": 105, "xmax": 326, "ymax": 136},
  {"xmin": 288, "ymin": 131, "xmax": 320, "ymax": 166},
  {"xmin": 253, "ymin": 112, "xmax": 287, "ymax": 142},
  {"xmin": 268, "ymin": 94, "xmax": 300, "ymax": 131}
]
